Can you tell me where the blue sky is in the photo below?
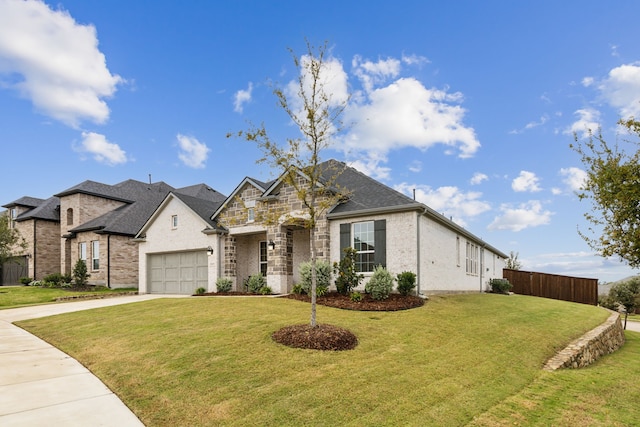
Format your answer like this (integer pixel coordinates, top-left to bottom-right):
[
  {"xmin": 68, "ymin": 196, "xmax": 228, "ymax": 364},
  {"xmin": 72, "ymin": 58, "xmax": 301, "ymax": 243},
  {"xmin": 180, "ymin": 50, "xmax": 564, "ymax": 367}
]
[{"xmin": 2, "ymin": 0, "xmax": 640, "ymax": 282}]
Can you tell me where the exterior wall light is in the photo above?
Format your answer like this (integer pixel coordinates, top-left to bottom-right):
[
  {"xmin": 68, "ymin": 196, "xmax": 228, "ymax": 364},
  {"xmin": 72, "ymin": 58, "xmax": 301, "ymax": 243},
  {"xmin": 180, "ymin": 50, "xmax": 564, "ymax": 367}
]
[
  {"xmin": 268, "ymin": 240, "xmax": 276, "ymax": 250},
  {"xmin": 206, "ymin": 246, "xmax": 214, "ymax": 256}
]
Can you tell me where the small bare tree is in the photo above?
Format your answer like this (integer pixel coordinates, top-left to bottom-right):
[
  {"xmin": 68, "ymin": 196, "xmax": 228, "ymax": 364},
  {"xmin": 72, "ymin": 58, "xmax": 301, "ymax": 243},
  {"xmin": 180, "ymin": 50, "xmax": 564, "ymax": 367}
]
[{"xmin": 230, "ymin": 40, "xmax": 349, "ymax": 327}]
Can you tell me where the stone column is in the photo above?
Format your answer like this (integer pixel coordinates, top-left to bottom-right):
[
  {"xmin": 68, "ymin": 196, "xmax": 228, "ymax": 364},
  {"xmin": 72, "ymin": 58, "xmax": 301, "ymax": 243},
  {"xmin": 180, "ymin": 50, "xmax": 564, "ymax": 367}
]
[
  {"xmin": 224, "ymin": 235, "xmax": 237, "ymax": 290},
  {"xmin": 267, "ymin": 225, "xmax": 293, "ymax": 293}
]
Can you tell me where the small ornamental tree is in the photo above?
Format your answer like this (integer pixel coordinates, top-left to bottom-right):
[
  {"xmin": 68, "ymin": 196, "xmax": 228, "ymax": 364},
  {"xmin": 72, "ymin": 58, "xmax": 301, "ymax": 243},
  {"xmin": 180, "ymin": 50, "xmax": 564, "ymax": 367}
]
[
  {"xmin": 333, "ymin": 247, "xmax": 364, "ymax": 295},
  {"xmin": 72, "ymin": 258, "xmax": 90, "ymax": 288},
  {"xmin": 0, "ymin": 211, "xmax": 27, "ymax": 266},
  {"xmin": 229, "ymin": 40, "xmax": 350, "ymax": 327}
]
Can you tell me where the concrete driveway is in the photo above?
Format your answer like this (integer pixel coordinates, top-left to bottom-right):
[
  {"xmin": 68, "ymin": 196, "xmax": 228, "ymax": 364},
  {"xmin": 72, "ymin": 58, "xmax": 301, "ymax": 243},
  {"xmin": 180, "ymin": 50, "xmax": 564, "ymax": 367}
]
[
  {"xmin": 0, "ymin": 294, "xmax": 181, "ymax": 427},
  {"xmin": 625, "ymin": 319, "xmax": 640, "ymax": 333}
]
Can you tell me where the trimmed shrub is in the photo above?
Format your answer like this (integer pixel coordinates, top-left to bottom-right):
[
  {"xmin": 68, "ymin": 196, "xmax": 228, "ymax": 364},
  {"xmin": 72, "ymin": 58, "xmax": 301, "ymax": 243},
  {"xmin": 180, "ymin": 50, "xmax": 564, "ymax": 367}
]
[
  {"xmin": 489, "ymin": 278, "xmax": 512, "ymax": 294},
  {"xmin": 292, "ymin": 284, "xmax": 304, "ymax": 295},
  {"xmin": 333, "ymin": 247, "xmax": 364, "ymax": 295},
  {"xmin": 195, "ymin": 287, "xmax": 206, "ymax": 295},
  {"xmin": 246, "ymin": 273, "xmax": 266, "ymax": 294},
  {"xmin": 396, "ymin": 271, "xmax": 417, "ymax": 296},
  {"xmin": 72, "ymin": 259, "xmax": 90, "ymax": 288},
  {"xmin": 259, "ymin": 286, "xmax": 272, "ymax": 295},
  {"xmin": 216, "ymin": 277, "xmax": 233, "ymax": 293},
  {"xmin": 42, "ymin": 272, "xmax": 68, "ymax": 287},
  {"xmin": 19, "ymin": 276, "xmax": 32, "ymax": 285},
  {"xmin": 299, "ymin": 260, "xmax": 331, "ymax": 296},
  {"xmin": 365, "ymin": 265, "xmax": 394, "ymax": 300},
  {"xmin": 350, "ymin": 291, "xmax": 363, "ymax": 302}
]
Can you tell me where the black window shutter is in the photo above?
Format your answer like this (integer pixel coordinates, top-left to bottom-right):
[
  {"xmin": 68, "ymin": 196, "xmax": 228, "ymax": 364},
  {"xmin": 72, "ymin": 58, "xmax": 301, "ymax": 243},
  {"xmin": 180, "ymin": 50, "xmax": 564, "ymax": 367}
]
[
  {"xmin": 374, "ymin": 219, "xmax": 386, "ymax": 267},
  {"xmin": 340, "ymin": 223, "xmax": 351, "ymax": 259}
]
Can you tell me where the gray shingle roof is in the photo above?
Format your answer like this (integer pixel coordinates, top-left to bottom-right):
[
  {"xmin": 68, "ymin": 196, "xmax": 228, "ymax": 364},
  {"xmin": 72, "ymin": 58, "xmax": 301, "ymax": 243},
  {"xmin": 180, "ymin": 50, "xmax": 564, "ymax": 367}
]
[
  {"xmin": 172, "ymin": 192, "xmax": 226, "ymax": 229},
  {"xmin": 69, "ymin": 181, "xmax": 177, "ymax": 236},
  {"xmin": 2, "ymin": 196, "xmax": 46, "ymax": 209}
]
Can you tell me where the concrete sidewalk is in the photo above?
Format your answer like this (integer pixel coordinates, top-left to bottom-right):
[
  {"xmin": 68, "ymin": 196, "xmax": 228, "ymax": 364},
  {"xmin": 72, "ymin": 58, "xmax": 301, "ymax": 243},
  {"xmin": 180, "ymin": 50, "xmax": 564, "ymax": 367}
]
[{"xmin": 0, "ymin": 294, "xmax": 178, "ymax": 427}]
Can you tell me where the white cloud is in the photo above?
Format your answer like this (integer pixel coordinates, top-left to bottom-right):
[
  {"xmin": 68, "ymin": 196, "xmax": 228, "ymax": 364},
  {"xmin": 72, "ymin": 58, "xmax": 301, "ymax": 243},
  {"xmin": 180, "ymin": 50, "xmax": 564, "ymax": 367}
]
[
  {"xmin": 581, "ymin": 77, "xmax": 594, "ymax": 87},
  {"xmin": 76, "ymin": 132, "xmax": 128, "ymax": 165},
  {"xmin": 352, "ymin": 55, "xmax": 401, "ymax": 93},
  {"xmin": 286, "ymin": 53, "xmax": 349, "ymax": 114},
  {"xmin": 488, "ymin": 200, "xmax": 553, "ymax": 232},
  {"xmin": 564, "ymin": 108, "xmax": 600, "ymax": 139},
  {"xmin": 559, "ymin": 167, "xmax": 587, "ymax": 192},
  {"xmin": 408, "ymin": 160, "xmax": 422, "ymax": 173},
  {"xmin": 512, "ymin": 171, "xmax": 541, "ymax": 192},
  {"xmin": 233, "ymin": 82, "xmax": 253, "ymax": 113},
  {"xmin": 0, "ymin": 0, "xmax": 122, "ymax": 127},
  {"xmin": 342, "ymin": 77, "xmax": 480, "ymax": 168},
  {"xmin": 470, "ymin": 172, "xmax": 488, "ymax": 185},
  {"xmin": 349, "ymin": 157, "xmax": 391, "ymax": 181},
  {"xmin": 395, "ymin": 183, "xmax": 491, "ymax": 226},
  {"xmin": 176, "ymin": 134, "xmax": 209, "ymax": 169},
  {"xmin": 598, "ymin": 63, "xmax": 640, "ymax": 119},
  {"xmin": 401, "ymin": 53, "xmax": 430, "ymax": 66}
]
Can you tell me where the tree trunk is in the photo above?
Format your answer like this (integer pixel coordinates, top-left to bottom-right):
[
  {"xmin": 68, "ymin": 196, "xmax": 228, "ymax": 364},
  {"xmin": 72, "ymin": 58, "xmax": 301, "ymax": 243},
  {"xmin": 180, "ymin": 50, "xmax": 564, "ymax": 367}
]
[{"xmin": 309, "ymin": 225, "xmax": 317, "ymax": 328}]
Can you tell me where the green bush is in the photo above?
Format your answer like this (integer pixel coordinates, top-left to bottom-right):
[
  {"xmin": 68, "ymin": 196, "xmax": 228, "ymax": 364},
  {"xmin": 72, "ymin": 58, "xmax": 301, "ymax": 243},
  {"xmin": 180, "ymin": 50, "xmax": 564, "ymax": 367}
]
[
  {"xmin": 19, "ymin": 276, "xmax": 32, "ymax": 285},
  {"xmin": 333, "ymin": 247, "xmax": 364, "ymax": 295},
  {"xmin": 292, "ymin": 284, "xmax": 304, "ymax": 295},
  {"xmin": 42, "ymin": 272, "xmax": 69, "ymax": 287},
  {"xmin": 350, "ymin": 291, "xmax": 363, "ymax": 302},
  {"xmin": 396, "ymin": 271, "xmax": 417, "ymax": 296},
  {"xmin": 72, "ymin": 259, "xmax": 90, "ymax": 288},
  {"xmin": 365, "ymin": 265, "xmax": 394, "ymax": 300},
  {"xmin": 216, "ymin": 277, "xmax": 233, "ymax": 293},
  {"xmin": 246, "ymin": 273, "xmax": 266, "ymax": 294},
  {"xmin": 195, "ymin": 287, "xmax": 206, "ymax": 295},
  {"xmin": 604, "ymin": 278, "xmax": 640, "ymax": 313},
  {"xmin": 259, "ymin": 286, "xmax": 272, "ymax": 295},
  {"xmin": 299, "ymin": 260, "xmax": 332, "ymax": 296},
  {"xmin": 489, "ymin": 278, "xmax": 512, "ymax": 294}
]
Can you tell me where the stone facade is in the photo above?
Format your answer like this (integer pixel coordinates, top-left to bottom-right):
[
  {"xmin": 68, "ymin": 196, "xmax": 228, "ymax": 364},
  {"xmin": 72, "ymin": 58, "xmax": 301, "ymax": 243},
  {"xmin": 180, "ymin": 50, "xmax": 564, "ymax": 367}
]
[
  {"xmin": 543, "ymin": 310, "xmax": 626, "ymax": 371},
  {"xmin": 218, "ymin": 175, "xmax": 332, "ymax": 294}
]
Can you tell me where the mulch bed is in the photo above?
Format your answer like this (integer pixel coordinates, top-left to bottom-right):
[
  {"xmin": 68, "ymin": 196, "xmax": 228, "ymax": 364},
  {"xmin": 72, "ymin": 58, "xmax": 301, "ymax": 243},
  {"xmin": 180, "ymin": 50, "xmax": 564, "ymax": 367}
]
[
  {"xmin": 282, "ymin": 292, "xmax": 425, "ymax": 311},
  {"xmin": 272, "ymin": 323, "xmax": 358, "ymax": 351}
]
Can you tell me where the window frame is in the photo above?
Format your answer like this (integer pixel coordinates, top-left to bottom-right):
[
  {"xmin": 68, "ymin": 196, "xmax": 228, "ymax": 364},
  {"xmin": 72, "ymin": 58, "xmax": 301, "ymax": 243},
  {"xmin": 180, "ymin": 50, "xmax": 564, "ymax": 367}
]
[
  {"xmin": 171, "ymin": 215, "xmax": 178, "ymax": 229},
  {"xmin": 91, "ymin": 240, "xmax": 100, "ymax": 270},
  {"xmin": 259, "ymin": 241, "xmax": 268, "ymax": 276},
  {"xmin": 353, "ymin": 221, "xmax": 376, "ymax": 273},
  {"xmin": 79, "ymin": 242, "xmax": 87, "ymax": 263}
]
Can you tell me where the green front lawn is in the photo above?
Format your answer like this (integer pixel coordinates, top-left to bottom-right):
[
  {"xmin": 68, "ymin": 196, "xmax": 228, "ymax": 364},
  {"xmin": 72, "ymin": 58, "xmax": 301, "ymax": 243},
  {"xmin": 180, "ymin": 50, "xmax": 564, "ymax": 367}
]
[
  {"xmin": 0, "ymin": 285, "xmax": 137, "ymax": 309},
  {"xmin": 17, "ymin": 294, "xmax": 629, "ymax": 426}
]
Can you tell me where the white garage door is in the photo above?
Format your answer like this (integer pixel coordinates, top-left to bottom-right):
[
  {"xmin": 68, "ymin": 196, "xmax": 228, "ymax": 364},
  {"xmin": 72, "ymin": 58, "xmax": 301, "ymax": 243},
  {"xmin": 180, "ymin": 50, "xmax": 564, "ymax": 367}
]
[{"xmin": 148, "ymin": 251, "xmax": 208, "ymax": 294}]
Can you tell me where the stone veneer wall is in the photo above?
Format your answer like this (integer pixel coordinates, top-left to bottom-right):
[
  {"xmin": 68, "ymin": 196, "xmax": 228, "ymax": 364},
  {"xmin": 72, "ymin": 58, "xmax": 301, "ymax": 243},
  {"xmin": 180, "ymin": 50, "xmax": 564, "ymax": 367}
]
[{"xmin": 543, "ymin": 310, "xmax": 625, "ymax": 371}]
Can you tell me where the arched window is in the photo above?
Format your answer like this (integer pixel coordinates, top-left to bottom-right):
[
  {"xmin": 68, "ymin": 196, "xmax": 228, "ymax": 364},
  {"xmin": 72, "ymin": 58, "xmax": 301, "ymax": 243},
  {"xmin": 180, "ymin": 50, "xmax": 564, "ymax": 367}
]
[{"xmin": 66, "ymin": 208, "xmax": 73, "ymax": 225}]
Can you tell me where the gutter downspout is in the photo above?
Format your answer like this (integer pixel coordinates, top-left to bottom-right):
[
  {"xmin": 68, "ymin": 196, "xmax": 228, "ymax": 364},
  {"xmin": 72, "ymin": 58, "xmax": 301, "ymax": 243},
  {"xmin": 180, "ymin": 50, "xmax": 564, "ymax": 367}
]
[
  {"xmin": 416, "ymin": 210, "xmax": 421, "ymax": 296},
  {"xmin": 107, "ymin": 234, "xmax": 111, "ymax": 288},
  {"xmin": 480, "ymin": 244, "xmax": 486, "ymax": 293},
  {"xmin": 33, "ymin": 219, "xmax": 37, "ymax": 280}
]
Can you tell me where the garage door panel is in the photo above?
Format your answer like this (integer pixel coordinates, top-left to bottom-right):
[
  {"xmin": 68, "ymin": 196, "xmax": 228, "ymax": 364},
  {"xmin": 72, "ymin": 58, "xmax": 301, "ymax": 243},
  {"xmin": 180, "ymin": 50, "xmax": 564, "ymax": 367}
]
[{"xmin": 147, "ymin": 251, "xmax": 208, "ymax": 295}]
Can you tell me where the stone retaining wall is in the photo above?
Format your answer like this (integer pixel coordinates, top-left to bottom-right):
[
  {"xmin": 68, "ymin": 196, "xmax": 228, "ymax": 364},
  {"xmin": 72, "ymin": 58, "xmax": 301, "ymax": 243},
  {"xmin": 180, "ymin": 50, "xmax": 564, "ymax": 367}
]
[{"xmin": 543, "ymin": 310, "xmax": 625, "ymax": 371}]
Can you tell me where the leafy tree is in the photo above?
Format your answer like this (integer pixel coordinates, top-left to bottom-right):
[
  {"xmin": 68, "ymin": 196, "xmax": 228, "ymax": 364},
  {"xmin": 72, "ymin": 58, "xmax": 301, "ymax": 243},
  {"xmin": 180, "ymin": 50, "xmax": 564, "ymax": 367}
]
[
  {"xmin": 571, "ymin": 118, "xmax": 640, "ymax": 268},
  {"xmin": 505, "ymin": 251, "xmax": 522, "ymax": 270},
  {"xmin": 604, "ymin": 277, "xmax": 640, "ymax": 329},
  {"xmin": 230, "ymin": 40, "xmax": 349, "ymax": 327},
  {"xmin": 0, "ymin": 211, "xmax": 26, "ymax": 266}
]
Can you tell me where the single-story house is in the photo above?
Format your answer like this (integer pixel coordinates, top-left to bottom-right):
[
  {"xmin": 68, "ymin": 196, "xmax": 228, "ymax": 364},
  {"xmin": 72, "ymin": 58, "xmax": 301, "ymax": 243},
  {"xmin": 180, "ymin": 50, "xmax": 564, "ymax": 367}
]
[{"xmin": 135, "ymin": 159, "xmax": 507, "ymax": 295}]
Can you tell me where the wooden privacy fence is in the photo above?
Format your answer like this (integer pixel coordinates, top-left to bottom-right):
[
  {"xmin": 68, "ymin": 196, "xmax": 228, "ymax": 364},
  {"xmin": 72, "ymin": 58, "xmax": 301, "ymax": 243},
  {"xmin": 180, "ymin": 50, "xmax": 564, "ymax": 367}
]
[{"xmin": 503, "ymin": 269, "xmax": 598, "ymax": 306}]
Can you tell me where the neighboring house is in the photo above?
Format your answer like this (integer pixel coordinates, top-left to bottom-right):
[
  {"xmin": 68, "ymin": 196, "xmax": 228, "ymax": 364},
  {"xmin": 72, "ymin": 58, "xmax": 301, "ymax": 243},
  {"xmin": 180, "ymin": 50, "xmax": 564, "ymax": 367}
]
[
  {"xmin": 136, "ymin": 160, "xmax": 507, "ymax": 295},
  {"xmin": 1, "ymin": 196, "xmax": 60, "ymax": 285},
  {"xmin": 2, "ymin": 179, "xmax": 225, "ymax": 288}
]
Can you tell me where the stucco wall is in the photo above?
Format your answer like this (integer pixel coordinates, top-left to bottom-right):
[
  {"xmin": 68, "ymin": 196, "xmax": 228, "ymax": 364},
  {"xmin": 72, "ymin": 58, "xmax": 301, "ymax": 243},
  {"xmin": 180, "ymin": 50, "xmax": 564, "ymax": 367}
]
[{"xmin": 138, "ymin": 196, "xmax": 220, "ymax": 293}]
